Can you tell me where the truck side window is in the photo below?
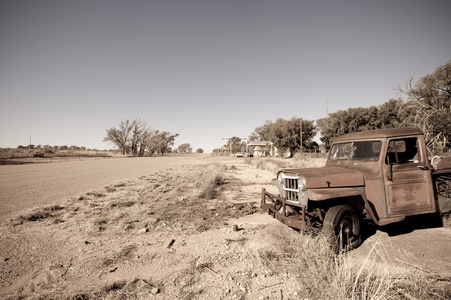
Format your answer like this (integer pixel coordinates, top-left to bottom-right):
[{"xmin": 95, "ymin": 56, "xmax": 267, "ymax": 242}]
[{"xmin": 386, "ymin": 137, "xmax": 418, "ymax": 165}]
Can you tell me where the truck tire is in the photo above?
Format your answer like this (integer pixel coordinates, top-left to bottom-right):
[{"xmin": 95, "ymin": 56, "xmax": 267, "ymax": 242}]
[{"xmin": 324, "ymin": 205, "xmax": 362, "ymax": 252}]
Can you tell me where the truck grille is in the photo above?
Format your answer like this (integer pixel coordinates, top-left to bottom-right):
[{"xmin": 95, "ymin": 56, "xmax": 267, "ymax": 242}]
[{"xmin": 282, "ymin": 175, "xmax": 300, "ymax": 203}]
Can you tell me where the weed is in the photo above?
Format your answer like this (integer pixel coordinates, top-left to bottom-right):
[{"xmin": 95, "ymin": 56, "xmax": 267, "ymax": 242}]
[
  {"xmin": 101, "ymin": 280, "xmax": 127, "ymax": 292},
  {"xmin": 194, "ymin": 163, "xmax": 227, "ymax": 199},
  {"xmin": 102, "ymin": 245, "xmax": 137, "ymax": 267},
  {"xmin": 104, "ymin": 186, "xmax": 117, "ymax": 193},
  {"xmin": 86, "ymin": 191, "xmax": 106, "ymax": 198},
  {"xmin": 243, "ymin": 157, "xmax": 252, "ymax": 164},
  {"xmin": 442, "ymin": 212, "xmax": 451, "ymax": 227},
  {"xmin": 68, "ymin": 293, "xmax": 91, "ymax": 300},
  {"xmin": 14, "ymin": 205, "xmax": 65, "ymax": 224},
  {"xmin": 110, "ymin": 201, "xmax": 135, "ymax": 208}
]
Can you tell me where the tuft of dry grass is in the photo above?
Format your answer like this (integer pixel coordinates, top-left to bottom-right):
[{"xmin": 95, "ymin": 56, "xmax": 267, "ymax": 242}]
[
  {"xmin": 13, "ymin": 205, "xmax": 65, "ymax": 225},
  {"xmin": 442, "ymin": 212, "xmax": 451, "ymax": 228},
  {"xmin": 67, "ymin": 278, "xmax": 158, "ymax": 300},
  {"xmin": 193, "ymin": 163, "xmax": 227, "ymax": 199},
  {"xmin": 101, "ymin": 245, "xmax": 137, "ymax": 267}
]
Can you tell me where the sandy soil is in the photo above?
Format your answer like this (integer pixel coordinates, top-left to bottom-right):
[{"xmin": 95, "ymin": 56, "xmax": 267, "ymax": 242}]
[{"xmin": 0, "ymin": 157, "xmax": 450, "ymax": 299}]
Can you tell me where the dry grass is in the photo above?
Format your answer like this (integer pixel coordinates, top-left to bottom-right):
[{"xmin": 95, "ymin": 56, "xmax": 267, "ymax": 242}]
[
  {"xmin": 248, "ymin": 229, "xmax": 390, "ymax": 299},
  {"xmin": 443, "ymin": 212, "xmax": 451, "ymax": 228},
  {"xmin": 247, "ymin": 153, "xmax": 326, "ymax": 173},
  {"xmin": 248, "ymin": 228, "xmax": 450, "ymax": 299},
  {"xmin": 0, "ymin": 148, "xmax": 117, "ymax": 164},
  {"xmin": 193, "ymin": 163, "xmax": 227, "ymax": 199},
  {"xmin": 12, "ymin": 205, "xmax": 65, "ymax": 225},
  {"xmin": 10, "ymin": 163, "xmax": 247, "ymax": 235},
  {"xmin": 68, "ymin": 278, "xmax": 158, "ymax": 300}
]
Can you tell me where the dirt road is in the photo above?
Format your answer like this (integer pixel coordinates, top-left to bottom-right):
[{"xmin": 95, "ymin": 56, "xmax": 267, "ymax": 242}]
[{"xmin": 0, "ymin": 155, "xmax": 209, "ymax": 219}]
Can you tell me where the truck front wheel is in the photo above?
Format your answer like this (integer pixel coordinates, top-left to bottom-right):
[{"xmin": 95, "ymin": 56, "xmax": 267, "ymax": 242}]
[{"xmin": 324, "ymin": 205, "xmax": 362, "ymax": 252}]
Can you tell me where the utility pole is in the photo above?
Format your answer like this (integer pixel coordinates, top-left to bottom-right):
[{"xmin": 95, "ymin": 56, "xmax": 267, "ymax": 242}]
[
  {"xmin": 29, "ymin": 135, "xmax": 31, "ymax": 148},
  {"xmin": 300, "ymin": 119, "xmax": 303, "ymax": 154}
]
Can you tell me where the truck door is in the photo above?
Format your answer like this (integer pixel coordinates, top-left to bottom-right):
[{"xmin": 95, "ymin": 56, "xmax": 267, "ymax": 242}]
[{"xmin": 384, "ymin": 136, "xmax": 436, "ymax": 216}]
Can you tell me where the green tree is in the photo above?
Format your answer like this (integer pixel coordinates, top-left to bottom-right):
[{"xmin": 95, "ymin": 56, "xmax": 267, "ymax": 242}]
[
  {"xmin": 104, "ymin": 119, "xmax": 178, "ymax": 156},
  {"xmin": 398, "ymin": 60, "xmax": 451, "ymax": 152},
  {"xmin": 196, "ymin": 148, "xmax": 204, "ymax": 153},
  {"xmin": 317, "ymin": 107, "xmax": 378, "ymax": 148},
  {"xmin": 177, "ymin": 143, "xmax": 193, "ymax": 154},
  {"xmin": 252, "ymin": 117, "xmax": 316, "ymax": 157},
  {"xmin": 148, "ymin": 131, "xmax": 179, "ymax": 155},
  {"xmin": 223, "ymin": 136, "xmax": 246, "ymax": 154},
  {"xmin": 375, "ymin": 99, "xmax": 408, "ymax": 129},
  {"xmin": 137, "ymin": 128, "xmax": 155, "ymax": 157},
  {"xmin": 104, "ymin": 119, "xmax": 134, "ymax": 155},
  {"xmin": 316, "ymin": 100, "xmax": 416, "ymax": 148},
  {"xmin": 129, "ymin": 119, "xmax": 147, "ymax": 156}
]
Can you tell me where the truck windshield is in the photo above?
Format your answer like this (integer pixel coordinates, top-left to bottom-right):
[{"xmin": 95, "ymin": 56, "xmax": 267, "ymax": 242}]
[{"xmin": 330, "ymin": 141, "xmax": 382, "ymax": 161}]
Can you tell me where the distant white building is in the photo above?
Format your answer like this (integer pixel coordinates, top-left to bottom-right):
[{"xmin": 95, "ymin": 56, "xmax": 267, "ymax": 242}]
[{"xmin": 247, "ymin": 141, "xmax": 275, "ymax": 157}]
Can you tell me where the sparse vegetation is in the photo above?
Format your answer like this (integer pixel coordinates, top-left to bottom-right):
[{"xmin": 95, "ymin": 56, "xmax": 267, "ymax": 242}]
[
  {"xmin": 2, "ymin": 159, "xmax": 450, "ymax": 299},
  {"xmin": 194, "ymin": 163, "xmax": 227, "ymax": 199},
  {"xmin": 0, "ymin": 147, "xmax": 116, "ymax": 164},
  {"xmin": 104, "ymin": 118, "xmax": 179, "ymax": 156},
  {"xmin": 247, "ymin": 153, "xmax": 326, "ymax": 173},
  {"xmin": 248, "ymin": 229, "xmax": 395, "ymax": 299}
]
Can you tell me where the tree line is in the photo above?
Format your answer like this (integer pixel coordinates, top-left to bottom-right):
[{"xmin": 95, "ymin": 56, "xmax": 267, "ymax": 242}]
[
  {"xmin": 104, "ymin": 119, "xmax": 179, "ymax": 156},
  {"xmin": 17, "ymin": 145, "xmax": 90, "ymax": 151},
  {"xmin": 248, "ymin": 60, "xmax": 450, "ymax": 156}
]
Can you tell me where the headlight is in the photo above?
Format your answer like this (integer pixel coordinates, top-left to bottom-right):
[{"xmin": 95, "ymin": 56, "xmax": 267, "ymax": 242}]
[
  {"xmin": 298, "ymin": 177, "xmax": 307, "ymax": 192},
  {"xmin": 277, "ymin": 172, "xmax": 283, "ymax": 183}
]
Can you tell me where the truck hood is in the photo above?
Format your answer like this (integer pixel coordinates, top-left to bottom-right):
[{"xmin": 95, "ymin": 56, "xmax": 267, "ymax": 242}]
[{"xmin": 282, "ymin": 167, "xmax": 364, "ymax": 189}]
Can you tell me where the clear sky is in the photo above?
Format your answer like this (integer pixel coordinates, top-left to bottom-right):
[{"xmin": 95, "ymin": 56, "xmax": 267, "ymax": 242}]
[{"xmin": 1, "ymin": 0, "xmax": 450, "ymax": 153}]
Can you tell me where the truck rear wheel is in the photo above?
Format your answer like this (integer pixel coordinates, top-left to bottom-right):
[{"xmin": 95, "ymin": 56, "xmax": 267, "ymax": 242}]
[{"xmin": 324, "ymin": 205, "xmax": 362, "ymax": 252}]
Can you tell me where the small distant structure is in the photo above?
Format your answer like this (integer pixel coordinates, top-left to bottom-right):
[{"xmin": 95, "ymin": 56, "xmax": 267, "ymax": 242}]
[{"xmin": 211, "ymin": 146, "xmax": 232, "ymax": 156}]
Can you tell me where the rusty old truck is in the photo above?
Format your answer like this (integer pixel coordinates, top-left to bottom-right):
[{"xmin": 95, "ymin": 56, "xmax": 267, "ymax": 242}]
[{"xmin": 261, "ymin": 128, "xmax": 451, "ymax": 249}]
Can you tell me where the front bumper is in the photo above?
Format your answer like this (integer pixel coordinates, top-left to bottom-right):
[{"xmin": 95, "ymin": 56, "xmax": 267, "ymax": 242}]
[{"xmin": 261, "ymin": 188, "xmax": 307, "ymax": 230}]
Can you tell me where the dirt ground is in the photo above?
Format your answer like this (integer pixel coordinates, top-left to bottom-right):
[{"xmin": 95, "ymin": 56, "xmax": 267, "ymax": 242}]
[{"xmin": 0, "ymin": 157, "xmax": 450, "ymax": 299}]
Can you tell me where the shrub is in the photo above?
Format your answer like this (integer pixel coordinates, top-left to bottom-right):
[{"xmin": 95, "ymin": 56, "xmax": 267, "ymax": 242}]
[{"xmin": 194, "ymin": 163, "xmax": 226, "ymax": 199}]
